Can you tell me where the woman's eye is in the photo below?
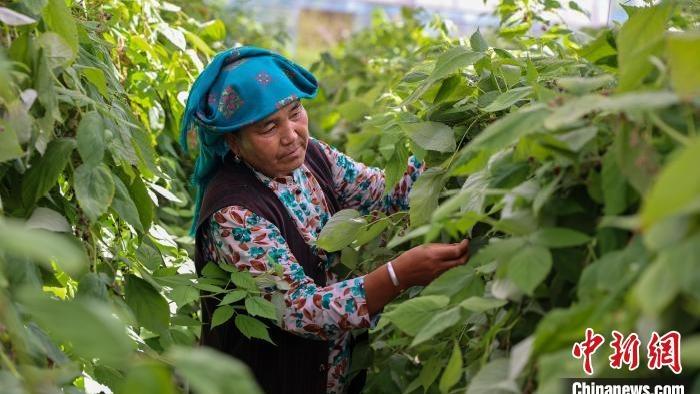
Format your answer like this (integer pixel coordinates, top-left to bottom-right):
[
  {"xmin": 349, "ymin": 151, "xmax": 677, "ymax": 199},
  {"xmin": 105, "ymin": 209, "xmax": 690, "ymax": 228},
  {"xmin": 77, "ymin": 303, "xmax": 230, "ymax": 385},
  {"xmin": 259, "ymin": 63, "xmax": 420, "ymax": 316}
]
[{"xmin": 291, "ymin": 111, "xmax": 300, "ymax": 119}]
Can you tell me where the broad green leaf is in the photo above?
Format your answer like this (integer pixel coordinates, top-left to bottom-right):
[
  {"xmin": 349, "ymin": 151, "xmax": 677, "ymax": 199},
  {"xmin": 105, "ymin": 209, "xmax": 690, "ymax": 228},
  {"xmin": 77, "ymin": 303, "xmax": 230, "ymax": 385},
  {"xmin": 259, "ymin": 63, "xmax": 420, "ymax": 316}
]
[
  {"xmin": 438, "ymin": 342, "xmax": 462, "ymax": 393},
  {"xmin": 614, "ymin": 125, "xmax": 660, "ymax": 194},
  {"xmin": 37, "ymin": 32, "xmax": 73, "ymax": 68},
  {"xmin": 533, "ymin": 303, "xmax": 596, "ymax": 354},
  {"xmin": 124, "ymin": 274, "xmax": 170, "ymax": 333},
  {"xmin": 431, "ymin": 47, "xmax": 484, "ymax": 81},
  {"xmin": 170, "ymin": 286, "xmax": 200, "ymax": 308},
  {"xmin": 467, "ymin": 104, "xmax": 549, "ymax": 152},
  {"xmin": 117, "ymin": 362, "xmax": 175, "ymax": 394},
  {"xmin": 470, "ymin": 28, "xmax": 488, "ymax": 52},
  {"xmin": 432, "ymin": 170, "xmax": 488, "ymax": 221},
  {"xmin": 500, "ymin": 65, "xmax": 521, "ymax": 88},
  {"xmin": 200, "ymin": 19, "xmax": 226, "ymax": 41},
  {"xmin": 556, "ymin": 74, "xmax": 614, "ymax": 95},
  {"xmin": 383, "ymin": 295, "xmax": 450, "ymax": 336},
  {"xmin": 42, "ymin": 0, "xmax": 78, "ymax": 55},
  {"xmin": 601, "ymin": 150, "xmax": 627, "ymax": 216},
  {"xmin": 158, "ymin": 24, "xmax": 186, "ymax": 51},
  {"xmin": 408, "ymin": 168, "xmax": 447, "ymax": 226},
  {"xmin": 230, "ymin": 270, "xmax": 258, "ymax": 291},
  {"xmin": 544, "ymin": 94, "xmax": 601, "ymax": 130},
  {"xmin": 354, "ymin": 216, "xmax": 389, "ymax": 246},
  {"xmin": 211, "ymin": 306, "xmax": 234, "ymax": 329},
  {"xmin": 26, "ymin": 206, "xmax": 70, "ymax": 232},
  {"xmin": 616, "ymin": 2, "xmax": 671, "ymax": 91},
  {"xmin": 0, "ymin": 122, "xmax": 23, "ymax": 162},
  {"xmin": 401, "ymin": 121, "xmax": 455, "ymax": 153},
  {"xmin": 0, "ymin": 7, "xmax": 36, "ymax": 25},
  {"xmin": 641, "ymin": 137, "xmax": 700, "ymax": 229},
  {"xmin": 418, "ymin": 355, "xmax": 442, "ymax": 392},
  {"xmin": 136, "ymin": 243, "xmax": 162, "ymax": 271},
  {"xmin": 81, "ymin": 67, "xmax": 109, "ymax": 98},
  {"xmin": 459, "ymin": 297, "xmax": 507, "ymax": 312},
  {"xmin": 18, "ymin": 288, "xmax": 133, "ymax": 367},
  {"xmin": 129, "ymin": 176, "xmax": 155, "ymax": 231},
  {"xmin": 74, "ymin": 164, "xmax": 116, "ymax": 223},
  {"xmin": 21, "ymin": 138, "xmax": 76, "ymax": 207},
  {"xmin": 235, "ymin": 315, "xmax": 273, "ymax": 344},
  {"xmin": 666, "ymin": 32, "xmax": 700, "ymax": 99},
  {"xmin": 482, "ymin": 86, "xmax": 532, "ymax": 112},
  {"xmin": 219, "ymin": 290, "xmax": 247, "ymax": 306},
  {"xmin": 0, "ymin": 218, "xmax": 87, "ymax": 277},
  {"xmin": 422, "ymin": 264, "xmax": 483, "ymax": 299},
  {"xmin": 505, "ymin": 245, "xmax": 552, "ymax": 295},
  {"xmin": 411, "ymin": 307, "xmax": 462, "ymax": 347},
  {"xmin": 529, "ymin": 227, "xmax": 590, "ymax": 248},
  {"xmin": 112, "ymin": 175, "xmax": 144, "ymax": 232},
  {"xmin": 245, "ymin": 296, "xmax": 277, "ymax": 320},
  {"xmin": 633, "ymin": 235, "xmax": 700, "ymax": 316},
  {"xmin": 465, "ymin": 358, "xmax": 518, "ymax": 394},
  {"xmin": 168, "ymin": 346, "xmax": 262, "ymax": 394},
  {"xmin": 317, "ymin": 209, "xmax": 366, "ymax": 252}
]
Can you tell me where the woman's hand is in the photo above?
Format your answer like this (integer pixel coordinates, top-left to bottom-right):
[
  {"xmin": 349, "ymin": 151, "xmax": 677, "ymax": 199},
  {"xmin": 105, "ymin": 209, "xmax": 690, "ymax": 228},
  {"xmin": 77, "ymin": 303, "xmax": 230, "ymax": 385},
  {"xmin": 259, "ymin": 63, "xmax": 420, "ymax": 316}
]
[
  {"xmin": 364, "ymin": 239, "xmax": 470, "ymax": 315},
  {"xmin": 392, "ymin": 239, "xmax": 470, "ymax": 289}
]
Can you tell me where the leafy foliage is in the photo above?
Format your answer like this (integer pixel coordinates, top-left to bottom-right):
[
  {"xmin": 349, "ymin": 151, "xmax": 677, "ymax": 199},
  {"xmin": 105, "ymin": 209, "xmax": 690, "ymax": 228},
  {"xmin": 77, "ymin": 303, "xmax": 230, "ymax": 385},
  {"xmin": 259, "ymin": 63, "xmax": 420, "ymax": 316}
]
[{"xmin": 310, "ymin": 1, "xmax": 700, "ymax": 393}]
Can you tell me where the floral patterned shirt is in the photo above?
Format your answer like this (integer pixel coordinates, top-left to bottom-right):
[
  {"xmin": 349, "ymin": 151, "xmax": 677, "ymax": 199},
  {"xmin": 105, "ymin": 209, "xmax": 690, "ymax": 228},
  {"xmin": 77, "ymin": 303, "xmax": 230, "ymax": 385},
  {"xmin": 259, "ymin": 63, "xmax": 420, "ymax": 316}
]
[{"xmin": 203, "ymin": 137, "xmax": 425, "ymax": 393}]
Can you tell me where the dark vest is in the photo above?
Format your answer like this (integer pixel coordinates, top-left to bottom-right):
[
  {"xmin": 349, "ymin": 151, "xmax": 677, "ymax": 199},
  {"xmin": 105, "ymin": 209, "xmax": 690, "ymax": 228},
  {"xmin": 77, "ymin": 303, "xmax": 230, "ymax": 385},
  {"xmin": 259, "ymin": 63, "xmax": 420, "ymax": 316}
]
[{"xmin": 194, "ymin": 141, "xmax": 364, "ymax": 394}]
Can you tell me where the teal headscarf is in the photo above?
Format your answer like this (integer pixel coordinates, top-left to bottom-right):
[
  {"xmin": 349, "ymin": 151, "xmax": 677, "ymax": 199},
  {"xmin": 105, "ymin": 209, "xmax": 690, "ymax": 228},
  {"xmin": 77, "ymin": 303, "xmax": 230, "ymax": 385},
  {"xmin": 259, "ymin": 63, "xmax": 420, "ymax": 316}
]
[{"xmin": 179, "ymin": 46, "xmax": 319, "ymax": 236}]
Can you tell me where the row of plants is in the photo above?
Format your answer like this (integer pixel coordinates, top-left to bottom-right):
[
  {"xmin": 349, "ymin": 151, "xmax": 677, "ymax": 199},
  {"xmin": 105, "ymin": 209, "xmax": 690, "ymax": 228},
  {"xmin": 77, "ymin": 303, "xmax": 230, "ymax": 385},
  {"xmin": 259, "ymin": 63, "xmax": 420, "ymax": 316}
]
[
  {"xmin": 307, "ymin": 1, "xmax": 700, "ymax": 392},
  {"xmin": 0, "ymin": 0, "xmax": 291, "ymax": 392}
]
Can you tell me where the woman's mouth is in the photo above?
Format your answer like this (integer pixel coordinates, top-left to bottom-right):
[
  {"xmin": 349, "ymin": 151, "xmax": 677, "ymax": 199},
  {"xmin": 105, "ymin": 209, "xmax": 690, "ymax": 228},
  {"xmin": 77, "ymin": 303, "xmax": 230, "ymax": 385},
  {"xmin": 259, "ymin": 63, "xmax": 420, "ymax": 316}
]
[{"xmin": 279, "ymin": 145, "xmax": 301, "ymax": 160}]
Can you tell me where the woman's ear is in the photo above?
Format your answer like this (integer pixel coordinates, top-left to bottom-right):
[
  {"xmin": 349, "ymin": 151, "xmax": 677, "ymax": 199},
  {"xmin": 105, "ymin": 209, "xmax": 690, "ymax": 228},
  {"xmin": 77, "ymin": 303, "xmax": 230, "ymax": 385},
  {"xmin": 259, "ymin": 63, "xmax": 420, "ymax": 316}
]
[{"xmin": 224, "ymin": 133, "xmax": 241, "ymax": 156}]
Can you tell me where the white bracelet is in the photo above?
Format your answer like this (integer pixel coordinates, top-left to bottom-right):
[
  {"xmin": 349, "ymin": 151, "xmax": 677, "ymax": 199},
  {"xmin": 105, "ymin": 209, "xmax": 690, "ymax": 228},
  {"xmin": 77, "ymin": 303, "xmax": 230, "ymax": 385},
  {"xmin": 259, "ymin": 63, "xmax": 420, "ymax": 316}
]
[{"xmin": 387, "ymin": 261, "xmax": 400, "ymax": 287}]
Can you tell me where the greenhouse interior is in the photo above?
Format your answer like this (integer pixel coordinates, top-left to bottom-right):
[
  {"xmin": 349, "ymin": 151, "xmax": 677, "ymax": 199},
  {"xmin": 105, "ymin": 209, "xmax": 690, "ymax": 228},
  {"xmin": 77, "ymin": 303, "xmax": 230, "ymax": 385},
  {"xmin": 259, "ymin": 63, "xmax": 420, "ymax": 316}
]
[{"xmin": 0, "ymin": 0, "xmax": 699, "ymax": 393}]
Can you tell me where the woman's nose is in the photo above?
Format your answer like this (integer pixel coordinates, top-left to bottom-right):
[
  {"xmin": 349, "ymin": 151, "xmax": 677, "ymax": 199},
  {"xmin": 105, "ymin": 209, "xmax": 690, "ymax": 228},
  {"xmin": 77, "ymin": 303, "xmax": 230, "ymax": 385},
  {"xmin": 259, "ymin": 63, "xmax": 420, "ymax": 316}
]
[{"xmin": 279, "ymin": 120, "xmax": 299, "ymax": 145}]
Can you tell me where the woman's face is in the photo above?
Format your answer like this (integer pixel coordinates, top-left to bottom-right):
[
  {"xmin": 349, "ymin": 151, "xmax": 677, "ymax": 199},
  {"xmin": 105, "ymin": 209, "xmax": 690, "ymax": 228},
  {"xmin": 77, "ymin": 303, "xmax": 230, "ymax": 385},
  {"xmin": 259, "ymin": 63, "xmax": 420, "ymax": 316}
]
[{"xmin": 225, "ymin": 99, "xmax": 309, "ymax": 178}]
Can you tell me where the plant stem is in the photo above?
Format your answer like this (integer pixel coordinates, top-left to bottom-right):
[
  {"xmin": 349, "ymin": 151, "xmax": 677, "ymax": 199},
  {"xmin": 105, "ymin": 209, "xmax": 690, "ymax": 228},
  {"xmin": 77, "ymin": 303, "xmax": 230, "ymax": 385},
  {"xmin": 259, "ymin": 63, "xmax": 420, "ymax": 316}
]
[{"xmin": 649, "ymin": 112, "xmax": 689, "ymax": 146}]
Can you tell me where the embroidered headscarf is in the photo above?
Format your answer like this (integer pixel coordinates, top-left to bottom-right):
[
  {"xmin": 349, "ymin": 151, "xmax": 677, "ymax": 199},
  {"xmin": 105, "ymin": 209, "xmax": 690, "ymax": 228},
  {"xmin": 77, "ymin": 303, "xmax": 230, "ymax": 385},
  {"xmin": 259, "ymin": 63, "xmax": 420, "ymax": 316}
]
[{"xmin": 179, "ymin": 46, "xmax": 319, "ymax": 236}]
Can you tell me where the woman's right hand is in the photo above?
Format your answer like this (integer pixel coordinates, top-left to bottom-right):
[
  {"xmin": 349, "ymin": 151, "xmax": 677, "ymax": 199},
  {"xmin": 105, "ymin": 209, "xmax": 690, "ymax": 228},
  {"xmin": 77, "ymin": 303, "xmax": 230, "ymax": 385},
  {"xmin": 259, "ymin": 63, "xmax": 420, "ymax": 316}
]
[
  {"xmin": 391, "ymin": 239, "xmax": 470, "ymax": 289},
  {"xmin": 364, "ymin": 239, "xmax": 470, "ymax": 315}
]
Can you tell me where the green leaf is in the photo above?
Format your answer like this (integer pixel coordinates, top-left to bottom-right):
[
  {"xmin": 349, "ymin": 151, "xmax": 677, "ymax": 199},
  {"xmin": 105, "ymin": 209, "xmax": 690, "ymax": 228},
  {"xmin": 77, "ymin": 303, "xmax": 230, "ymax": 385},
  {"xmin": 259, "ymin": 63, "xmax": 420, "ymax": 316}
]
[
  {"xmin": 200, "ymin": 19, "xmax": 226, "ymax": 41},
  {"xmin": 466, "ymin": 105, "xmax": 549, "ymax": 152},
  {"xmin": 601, "ymin": 150, "xmax": 627, "ymax": 216},
  {"xmin": 0, "ymin": 218, "xmax": 87, "ymax": 277},
  {"xmin": 438, "ymin": 342, "xmax": 462, "ymax": 393},
  {"xmin": 431, "ymin": 47, "xmax": 484, "ymax": 81},
  {"xmin": 42, "ymin": 0, "xmax": 78, "ymax": 56},
  {"xmin": 244, "ymin": 296, "xmax": 277, "ymax": 320},
  {"xmin": 235, "ymin": 315, "xmax": 273, "ymax": 344},
  {"xmin": 112, "ymin": 175, "xmax": 144, "ymax": 232},
  {"xmin": 210, "ymin": 306, "xmax": 234, "ymax": 329},
  {"xmin": 0, "ymin": 121, "xmax": 23, "ymax": 162},
  {"xmin": 219, "ymin": 290, "xmax": 247, "ymax": 306},
  {"xmin": 666, "ymin": 32, "xmax": 700, "ymax": 99},
  {"xmin": 401, "ymin": 121, "xmax": 455, "ymax": 153},
  {"xmin": 470, "ymin": 28, "xmax": 488, "ymax": 52},
  {"xmin": 465, "ymin": 358, "xmax": 517, "ymax": 394},
  {"xmin": 168, "ymin": 346, "xmax": 262, "ymax": 394},
  {"xmin": 482, "ymin": 86, "xmax": 532, "ymax": 112},
  {"xmin": 81, "ymin": 67, "xmax": 109, "ymax": 98},
  {"xmin": 170, "ymin": 286, "xmax": 200, "ymax": 308},
  {"xmin": 459, "ymin": 297, "xmax": 507, "ymax": 312},
  {"xmin": 505, "ymin": 245, "xmax": 552, "ymax": 295},
  {"xmin": 158, "ymin": 24, "xmax": 186, "ymax": 51},
  {"xmin": 409, "ymin": 167, "xmax": 447, "ymax": 226},
  {"xmin": 383, "ymin": 295, "xmax": 449, "ymax": 336},
  {"xmin": 317, "ymin": 209, "xmax": 366, "ymax": 252},
  {"xmin": 418, "ymin": 355, "xmax": 443, "ymax": 392},
  {"xmin": 125, "ymin": 274, "xmax": 170, "ymax": 333},
  {"xmin": 354, "ymin": 216, "xmax": 389, "ymax": 246},
  {"xmin": 21, "ymin": 138, "xmax": 76, "ymax": 207},
  {"xmin": 230, "ymin": 270, "xmax": 258, "ymax": 291},
  {"xmin": 129, "ymin": 176, "xmax": 155, "ymax": 231},
  {"xmin": 544, "ymin": 94, "xmax": 601, "ymax": 130},
  {"xmin": 18, "ymin": 288, "xmax": 133, "ymax": 367},
  {"xmin": 556, "ymin": 74, "xmax": 614, "ymax": 95},
  {"xmin": 0, "ymin": 7, "xmax": 36, "ymax": 25},
  {"xmin": 118, "ymin": 361, "xmax": 175, "ymax": 394},
  {"xmin": 74, "ymin": 164, "xmax": 116, "ymax": 222},
  {"xmin": 641, "ymin": 137, "xmax": 700, "ymax": 229},
  {"xmin": 422, "ymin": 264, "xmax": 483, "ymax": 299},
  {"xmin": 411, "ymin": 307, "xmax": 462, "ymax": 347},
  {"xmin": 529, "ymin": 227, "xmax": 590, "ymax": 248},
  {"xmin": 616, "ymin": 2, "xmax": 671, "ymax": 91}
]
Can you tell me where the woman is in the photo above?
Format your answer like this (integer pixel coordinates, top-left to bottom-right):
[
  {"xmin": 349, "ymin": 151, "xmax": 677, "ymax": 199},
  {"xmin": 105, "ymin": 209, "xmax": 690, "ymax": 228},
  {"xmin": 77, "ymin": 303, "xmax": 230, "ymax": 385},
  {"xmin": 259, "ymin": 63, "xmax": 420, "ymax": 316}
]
[{"xmin": 180, "ymin": 46, "xmax": 469, "ymax": 394}]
